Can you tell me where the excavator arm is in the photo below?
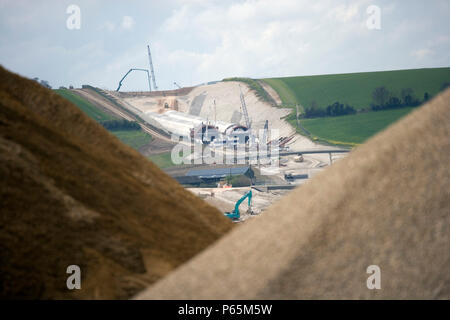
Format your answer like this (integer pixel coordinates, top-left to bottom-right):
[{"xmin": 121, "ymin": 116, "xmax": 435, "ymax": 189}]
[
  {"xmin": 116, "ymin": 68, "xmax": 151, "ymax": 92},
  {"xmin": 224, "ymin": 190, "xmax": 252, "ymax": 221}
]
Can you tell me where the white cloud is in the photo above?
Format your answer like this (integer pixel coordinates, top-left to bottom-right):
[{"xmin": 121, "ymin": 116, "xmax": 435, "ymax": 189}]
[
  {"xmin": 411, "ymin": 48, "xmax": 433, "ymax": 60},
  {"xmin": 1, "ymin": 0, "xmax": 448, "ymax": 91},
  {"xmin": 99, "ymin": 21, "xmax": 116, "ymax": 32},
  {"xmin": 156, "ymin": 0, "xmax": 375, "ymax": 83},
  {"xmin": 121, "ymin": 16, "xmax": 135, "ymax": 30}
]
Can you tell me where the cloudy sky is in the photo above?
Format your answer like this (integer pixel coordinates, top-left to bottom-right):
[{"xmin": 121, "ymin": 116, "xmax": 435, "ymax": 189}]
[{"xmin": 0, "ymin": 0, "xmax": 449, "ymax": 91}]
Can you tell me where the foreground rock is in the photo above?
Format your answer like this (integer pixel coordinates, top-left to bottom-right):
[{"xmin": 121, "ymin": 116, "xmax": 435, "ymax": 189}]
[
  {"xmin": 0, "ymin": 66, "xmax": 232, "ymax": 299},
  {"xmin": 137, "ymin": 89, "xmax": 450, "ymax": 299}
]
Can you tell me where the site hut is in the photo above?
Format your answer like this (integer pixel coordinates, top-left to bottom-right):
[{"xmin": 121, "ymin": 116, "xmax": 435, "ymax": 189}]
[{"xmin": 175, "ymin": 166, "xmax": 254, "ymax": 187}]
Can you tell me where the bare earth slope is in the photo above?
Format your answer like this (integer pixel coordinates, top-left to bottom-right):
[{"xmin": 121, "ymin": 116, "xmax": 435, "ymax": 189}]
[
  {"xmin": 113, "ymin": 81, "xmax": 321, "ymax": 150},
  {"xmin": 0, "ymin": 66, "xmax": 232, "ymax": 299},
  {"xmin": 137, "ymin": 89, "xmax": 450, "ymax": 299}
]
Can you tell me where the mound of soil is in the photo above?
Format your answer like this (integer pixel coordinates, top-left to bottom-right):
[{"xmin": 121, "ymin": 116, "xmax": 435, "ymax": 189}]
[
  {"xmin": 0, "ymin": 66, "xmax": 232, "ymax": 299},
  {"xmin": 137, "ymin": 89, "xmax": 450, "ymax": 299}
]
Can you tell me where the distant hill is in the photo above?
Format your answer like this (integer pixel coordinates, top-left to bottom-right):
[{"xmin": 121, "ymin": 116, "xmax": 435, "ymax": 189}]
[
  {"xmin": 0, "ymin": 66, "xmax": 232, "ymax": 299},
  {"xmin": 54, "ymin": 88, "xmax": 117, "ymax": 122},
  {"xmin": 263, "ymin": 67, "xmax": 450, "ymax": 109},
  {"xmin": 54, "ymin": 88, "xmax": 152, "ymax": 152}
]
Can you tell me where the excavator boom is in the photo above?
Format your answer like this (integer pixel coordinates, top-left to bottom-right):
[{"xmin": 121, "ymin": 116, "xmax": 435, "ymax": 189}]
[{"xmin": 224, "ymin": 190, "xmax": 252, "ymax": 221}]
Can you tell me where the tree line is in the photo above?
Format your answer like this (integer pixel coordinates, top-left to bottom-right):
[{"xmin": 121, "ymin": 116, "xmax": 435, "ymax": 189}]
[
  {"xmin": 302, "ymin": 81, "xmax": 449, "ymax": 118},
  {"xmin": 303, "ymin": 101, "xmax": 357, "ymax": 118},
  {"xmin": 100, "ymin": 119, "xmax": 140, "ymax": 131},
  {"xmin": 370, "ymin": 87, "xmax": 427, "ymax": 111}
]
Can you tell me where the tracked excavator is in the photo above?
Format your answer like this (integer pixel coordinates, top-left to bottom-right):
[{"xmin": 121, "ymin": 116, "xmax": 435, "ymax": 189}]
[{"xmin": 224, "ymin": 190, "xmax": 254, "ymax": 221}]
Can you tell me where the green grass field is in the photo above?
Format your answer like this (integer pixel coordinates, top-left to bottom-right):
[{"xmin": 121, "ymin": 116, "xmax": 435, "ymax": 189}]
[
  {"xmin": 148, "ymin": 152, "xmax": 175, "ymax": 169},
  {"xmin": 55, "ymin": 89, "xmax": 152, "ymax": 150},
  {"xmin": 110, "ymin": 130, "xmax": 151, "ymax": 151},
  {"xmin": 263, "ymin": 67, "xmax": 450, "ymax": 109},
  {"xmin": 295, "ymin": 107, "xmax": 415, "ymax": 145},
  {"xmin": 55, "ymin": 89, "xmax": 117, "ymax": 121}
]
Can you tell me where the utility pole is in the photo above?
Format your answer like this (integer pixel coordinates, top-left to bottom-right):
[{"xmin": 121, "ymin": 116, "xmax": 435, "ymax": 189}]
[{"xmin": 296, "ymin": 104, "xmax": 300, "ymax": 128}]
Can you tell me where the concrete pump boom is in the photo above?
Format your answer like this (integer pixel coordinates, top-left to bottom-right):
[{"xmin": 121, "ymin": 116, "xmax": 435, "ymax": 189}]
[{"xmin": 116, "ymin": 68, "xmax": 151, "ymax": 92}]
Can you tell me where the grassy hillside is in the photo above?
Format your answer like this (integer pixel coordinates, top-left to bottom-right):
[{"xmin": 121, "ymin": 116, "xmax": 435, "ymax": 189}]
[
  {"xmin": 295, "ymin": 108, "xmax": 414, "ymax": 145},
  {"xmin": 55, "ymin": 89, "xmax": 117, "ymax": 121},
  {"xmin": 55, "ymin": 89, "xmax": 152, "ymax": 151},
  {"xmin": 111, "ymin": 129, "xmax": 151, "ymax": 151},
  {"xmin": 263, "ymin": 67, "xmax": 450, "ymax": 109},
  {"xmin": 265, "ymin": 67, "xmax": 449, "ymax": 145},
  {"xmin": 148, "ymin": 152, "xmax": 175, "ymax": 169}
]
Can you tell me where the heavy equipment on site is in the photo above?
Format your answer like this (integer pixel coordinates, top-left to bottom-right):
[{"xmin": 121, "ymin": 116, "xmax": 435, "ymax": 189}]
[
  {"xmin": 294, "ymin": 154, "xmax": 304, "ymax": 162},
  {"xmin": 239, "ymin": 85, "xmax": 251, "ymax": 129},
  {"xmin": 147, "ymin": 44, "xmax": 158, "ymax": 90},
  {"xmin": 224, "ymin": 190, "xmax": 253, "ymax": 221},
  {"xmin": 116, "ymin": 44, "xmax": 158, "ymax": 92},
  {"xmin": 116, "ymin": 68, "xmax": 151, "ymax": 92}
]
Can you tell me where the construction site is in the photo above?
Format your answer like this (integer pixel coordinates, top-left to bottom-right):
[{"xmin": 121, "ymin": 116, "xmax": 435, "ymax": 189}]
[
  {"xmin": 67, "ymin": 45, "xmax": 350, "ymax": 222},
  {"xmin": 1, "ymin": 63, "xmax": 448, "ymax": 300},
  {"xmin": 2, "ymin": 10, "xmax": 450, "ymax": 303},
  {"xmin": 1, "ymin": 0, "xmax": 450, "ymax": 305}
]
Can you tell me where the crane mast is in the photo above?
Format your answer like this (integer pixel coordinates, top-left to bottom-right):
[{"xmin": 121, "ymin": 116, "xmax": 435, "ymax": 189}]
[
  {"xmin": 239, "ymin": 85, "xmax": 251, "ymax": 129},
  {"xmin": 147, "ymin": 45, "xmax": 158, "ymax": 91},
  {"xmin": 262, "ymin": 120, "xmax": 269, "ymax": 146}
]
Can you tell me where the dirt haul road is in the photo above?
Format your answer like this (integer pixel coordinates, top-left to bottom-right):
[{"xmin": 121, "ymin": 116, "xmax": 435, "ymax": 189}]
[{"xmin": 73, "ymin": 88, "xmax": 174, "ymax": 143}]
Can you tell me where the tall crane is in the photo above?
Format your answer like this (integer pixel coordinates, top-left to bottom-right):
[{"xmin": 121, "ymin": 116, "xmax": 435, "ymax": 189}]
[
  {"xmin": 147, "ymin": 44, "xmax": 158, "ymax": 91},
  {"xmin": 261, "ymin": 120, "xmax": 269, "ymax": 146},
  {"xmin": 239, "ymin": 85, "xmax": 251, "ymax": 129}
]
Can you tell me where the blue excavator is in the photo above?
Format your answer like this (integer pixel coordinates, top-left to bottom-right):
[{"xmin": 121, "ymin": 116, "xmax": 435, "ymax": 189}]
[{"xmin": 224, "ymin": 190, "xmax": 253, "ymax": 221}]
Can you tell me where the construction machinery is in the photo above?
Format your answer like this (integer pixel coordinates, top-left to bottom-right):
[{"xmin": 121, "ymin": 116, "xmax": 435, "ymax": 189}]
[
  {"xmin": 116, "ymin": 68, "xmax": 151, "ymax": 92},
  {"xmin": 261, "ymin": 120, "xmax": 268, "ymax": 146},
  {"xmin": 239, "ymin": 85, "xmax": 251, "ymax": 129},
  {"xmin": 224, "ymin": 190, "xmax": 253, "ymax": 221},
  {"xmin": 147, "ymin": 45, "xmax": 158, "ymax": 91}
]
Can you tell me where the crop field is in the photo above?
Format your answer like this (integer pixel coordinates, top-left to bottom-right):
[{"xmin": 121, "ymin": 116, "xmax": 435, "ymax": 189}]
[
  {"xmin": 263, "ymin": 67, "xmax": 450, "ymax": 109},
  {"xmin": 110, "ymin": 130, "xmax": 151, "ymax": 151},
  {"xmin": 295, "ymin": 107, "xmax": 415, "ymax": 145},
  {"xmin": 148, "ymin": 152, "xmax": 175, "ymax": 169},
  {"xmin": 55, "ymin": 89, "xmax": 117, "ymax": 121}
]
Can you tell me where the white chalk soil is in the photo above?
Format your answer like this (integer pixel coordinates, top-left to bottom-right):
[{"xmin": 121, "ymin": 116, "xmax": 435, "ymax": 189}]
[
  {"xmin": 109, "ymin": 81, "xmax": 348, "ymax": 181},
  {"xmin": 189, "ymin": 187, "xmax": 288, "ymax": 222}
]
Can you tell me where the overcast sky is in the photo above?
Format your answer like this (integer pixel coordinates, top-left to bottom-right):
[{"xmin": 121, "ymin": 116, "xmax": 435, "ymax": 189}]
[{"xmin": 0, "ymin": 0, "xmax": 449, "ymax": 91}]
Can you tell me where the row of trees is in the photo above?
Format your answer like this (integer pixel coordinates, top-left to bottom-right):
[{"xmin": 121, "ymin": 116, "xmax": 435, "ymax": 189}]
[
  {"xmin": 370, "ymin": 87, "xmax": 428, "ymax": 111},
  {"xmin": 33, "ymin": 77, "xmax": 52, "ymax": 89},
  {"xmin": 303, "ymin": 101, "xmax": 356, "ymax": 118},
  {"xmin": 302, "ymin": 82, "xmax": 450, "ymax": 118},
  {"xmin": 100, "ymin": 119, "xmax": 140, "ymax": 131}
]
